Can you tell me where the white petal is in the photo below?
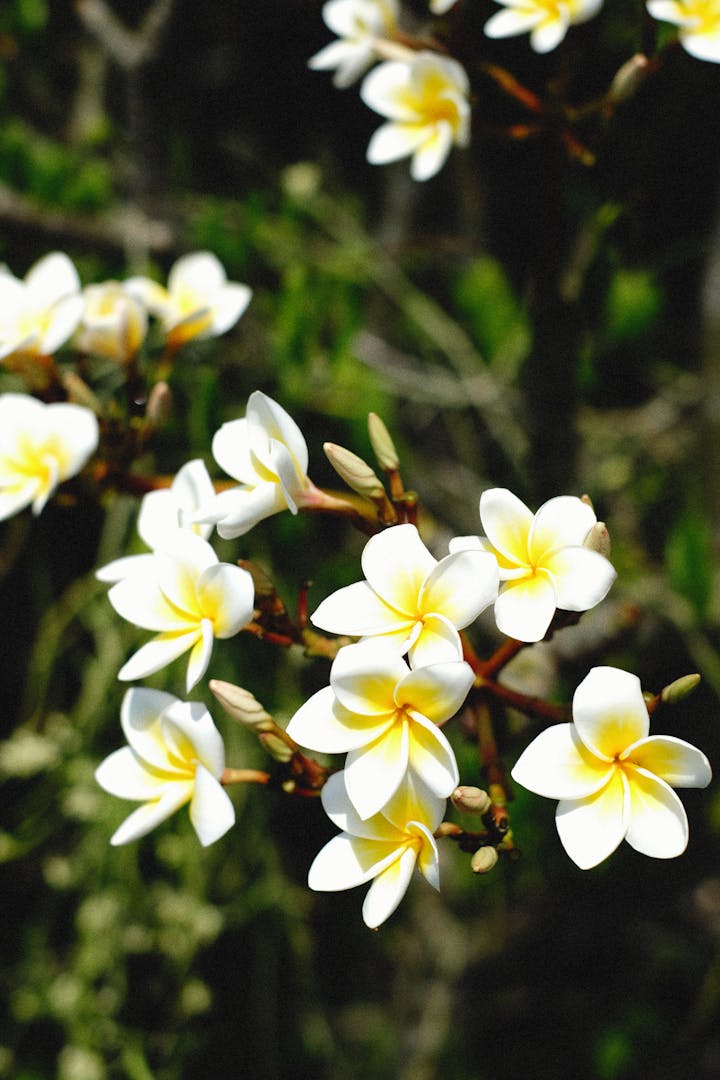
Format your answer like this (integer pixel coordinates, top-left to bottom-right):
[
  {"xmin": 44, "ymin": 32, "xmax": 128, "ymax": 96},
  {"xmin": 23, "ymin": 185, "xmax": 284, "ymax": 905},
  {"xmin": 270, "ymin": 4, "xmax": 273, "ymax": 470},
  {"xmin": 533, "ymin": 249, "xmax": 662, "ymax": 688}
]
[
  {"xmin": 410, "ymin": 121, "xmax": 454, "ymax": 181},
  {"xmin": 120, "ymin": 687, "xmax": 183, "ymax": 771},
  {"xmin": 572, "ymin": 666, "xmax": 649, "ymax": 761},
  {"xmin": 197, "ymin": 562, "xmax": 254, "ymax": 637},
  {"xmin": 184, "ymin": 619, "xmax": 215, "ymax": 691},
  {"xmin": 320, "ymin": 770, "xmax": 400, "ymax": 840},
  {"xmin": 420, "ymin": 549, "xmax": 499, "ymax": 628},
  {"xmin": 407, "ymin": 613, "xmax": 463, "ymax": 666},
  {"xmin": 361, "ymin": 61, "xmax": 420, "ymax": 121},
  {"xmin": 627, "ymin": 735, "xmax": 712, "ymax": 789},
  {"xmin": 362, "ymin": 845, "xmax": 417, "ymax": 927},
  {"xmin": 382, "ymin": 770, "xmax": 446, "ymax": 833},
  {"xmin": 189, "ymin": 762, "xmax": 235, "ymax": 845},
  {"xmin": 544, "ymin": 546, "xmax": 616, "ymax": 611},
  {"xmin": 511, "ymin": 723, "xmax": 613, "ymax": 799},
  {"xmin": 366, "ymin": 122, "xmax": 430, "ymax": 165},
  {"xmin": 44, "ymin": 403, "xmax": 99, "ymax": 477},
  {"xmin": 208, "ymin": 283, "xmax": 252, "ymax": 336},
  {"xmin": 312, "ymin": 580, "xmax": 400, "ymax": 636},
  {"xmin": 109, "ymin": 784, "xmax": 193, "ymax": 845},
  {"xmin": 530, "ymin": 14, "xmax": 569, "ymax": 52},
  {"xmin": 95, "ymin": 746, "xmax": 168, "ymax": 799},
  {"xmin": 528, "ymin": 495, "xmax": 597, "ymax": 558},
  {"xmin": 646, "ymin": 1, "xmax": 685, "ymax": 24},
  {"xmin": 344, "ymin": 720, "xmax": 410, "ymax": 819},
  {"xmin": 288, "ymin": 685, "xmax": 393, "ymax": 753},
  {"xmin": 168, "ymin": 251, "xmax": 226, "ymax": 300},
  {"xmin": 361, "ymin": 524, "xmax": 436, "ymax": 613},
  {"xmin": 308, "ymin": 833, "xmax": 404, "ymax": 891},
  {"xmin": 494, "ymin": 572, "xmax": 558, "ymax": 642},
  {"xmin": 108, "ymin": 573, "xmax": 185, "ymax": 632},
  {"xmin": 625, "ymin": 767, "xmax": 689, "ymax": 858},
  {"xmin": 117, "ymin": 628, "xmax": 201, "ymax": 682},
  {"xmin": 406, "ymin": 711, "xmax": 459, "ymax": 798},
  {"xmin": 163, "ymin": 699, "xmax": 225, "ymax": 775},
  {"xmin": 211, "ymin": 417, "xmax": 254, "ymax": 482},
  {"xmin": 484, "ymin": 8, "xmax": 544, "ymax": 39},
  {"xmin": 202, "ymin": 484, "xmax": 285, "ymax": 539},
  {"xmin": 330, "ymin": 641, "xmax": 408, "ymax": 716},
  {"xmin": 96, "ymin": 553, "xmax": 156, "ymax": 584},
  {"xmin": 247, "ymin": 391, "xmax": 309, "ymax": 479},
  {"xmin": 479, "ymin": 488, "xmax": 533, "ymax": 566},
  {"xmin": 682, "ymin": 30, "xmax": 720, "ymax": 63},
  {"xmin": 555, "ymin": 769, "xmax": 629, "ymax": 869},
  {"xmin": 396, "ymin": 660, "xmax": 474, "ymax": 724},
  {"xmin": 26, "ymin": 252, "xmax": 80, "ymax": 305}
]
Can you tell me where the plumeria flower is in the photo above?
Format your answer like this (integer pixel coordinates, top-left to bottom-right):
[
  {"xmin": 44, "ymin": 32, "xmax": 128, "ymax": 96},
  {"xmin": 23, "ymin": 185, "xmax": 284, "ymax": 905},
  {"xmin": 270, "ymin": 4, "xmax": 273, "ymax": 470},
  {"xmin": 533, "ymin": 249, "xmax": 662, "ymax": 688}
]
[
  {"xmin": 360, "ymin": 51, "xmax": 471, "ymax": 181},
  {"xmin": 309, "ymin": 0, "xmax": 399, "ymax": 88},
  {"xmin": 196, "ymin": 390, "xmax": 313, "ymax": 540},
  {"xmin": 484, "ymin": 0, "xmax": 603, "ymax": 54},
  {"xmin": 308, "ymin": 769, "xmax": 444, "ymax": 928},
  {"xmin": 107, "ymin": 531, "xmax": 255, "ymax": 692},
  {"xmin": 287, "ymin": 640, "xmax": 473, "ymax": 819},
  {"xmin": 76, "ymin": 280, "xmax": 148, "ymax": 363},
  {"xmin": 512, "ymin": 666, "xmax": 712, "ymax": 868},
  {"xmin": 95, "ymin": 687, "xmax": 235, "ymax": 846},
  {"xmin": 646, "ymin": 0, "xmax": 720, "ymax": 63},
  {"xmin": 125, "ymin": 252, "xmax": 251, "ymax": 349},
  {"xmin": 0, "ymin": 393, "xmax": 99, "ymax": 520},
  {"xmin": 312, "ymin": 522, "xmax": 499, "ymax": 667},
  {"xmin": 0, "ymin": 252, "xmax": 83, "ymax": 361},
  {"xmin": 97, "ymin": 459, "xmax": 215, "ymax": 584},
  {"xmin": 449, "ymin": 489, "xmax": 616, "ymax": 643}
]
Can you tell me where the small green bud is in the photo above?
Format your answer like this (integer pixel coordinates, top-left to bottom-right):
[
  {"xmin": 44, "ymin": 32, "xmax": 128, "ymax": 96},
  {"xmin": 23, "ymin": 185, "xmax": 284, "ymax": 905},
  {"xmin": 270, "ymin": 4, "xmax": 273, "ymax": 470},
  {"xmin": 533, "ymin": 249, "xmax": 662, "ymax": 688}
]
[
  {"xmin": 451, "ymin": 786, "xmax": 492, "ymax": 815},
  {"xmin": 471, "ymin": 846, "xmax": 499, "ymax": 874},
  {"xmin": 323, "ymin": 442, "xmax": 386, "ymax": 500},
  {"xmin": 661, "ymin": 673, "xmax": 701, "ymax": 705},
  {"xmin": 368, "ymin": 413, "xmax": 400, "ymax": 471},
  {"xmin": 608, "ymin": 54, "xmax": 651, "ymax": 105}
]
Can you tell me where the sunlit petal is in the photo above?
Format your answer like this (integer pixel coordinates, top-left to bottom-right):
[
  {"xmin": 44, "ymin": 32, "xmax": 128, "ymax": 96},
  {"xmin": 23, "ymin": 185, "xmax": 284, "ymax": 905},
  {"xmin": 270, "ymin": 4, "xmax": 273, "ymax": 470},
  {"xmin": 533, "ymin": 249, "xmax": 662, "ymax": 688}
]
[
  {"xmin": 95, "ymin": 747, "xmax": 170, "ymax": 799},
  {"xmin": 308, "ymin": 834, "xmax": 404, "ymax": 891},
  {"xmin": 407, "ymin": 612, "xmax": 463, "ymax": 666},
  {"xmin": 312, "ymin": 580, "xmax": 404, "ymax": 636},
  {"xmin": 494, "ymin": 571, "xmax": 557, "ymax": 642},
  {"xmin": 479, "ymin": 487, "xmax": 533, "ymax": 566},
  {"xmin": 555, "ymin": 769, "xmax": 629, "ymax": 869},
  {"xmin": 117, "ymin": 628, "xmax": 201, "ymax": 682},
  {"xmin": 511, "ymin": 723, "xmax": 613, "ymax": 799},
  {"xmin": 189, "ymin": 763, "xmax": 236, "ymax": 846},
  {"xmin": 572, "ymin": 666, "xmax": 649, "ymax": 760},
  {"xmin": 544, "ymin": 546, "xmax": 616, "ymax": 611},
  {"xmin": 626, "ymin": 735, "xmax": 713, "ymax": 789},
  {"xmin": 406, "ymin": 711, "xmax": 460, "ymax": 798},
  {"xmin": 287, "ymin": 686, "xmax": 394, "ymax": 753},
  {"xmin": 110, "ymin": 784, "xmax": 193, "ymax": 845},
  {"xmin": 362, "ymin": 845, "xmax": 417, "ymax": 927},
  {"xmin": 320, "ymin": 771, "xmax": 400, "ymax": 840},
  {"xmin": 396, "ymin": 660, "xmax": 474, "ymax": 723},
  {"xmin": 345, "ymin": 720, "xmax": 410, "ymax": 819},
  {"xmin": 361, "ymin": 524, "xmax": 436, "ymax": 613},
  {"xmin": 331, "ymin": 641, "xmax": 409, "ymax": 715},
  {"xmin": 120, "ymin": 687, "xmax": 183, "ymax": 772},
  {"xmin": 625, "ymin": 767, "xmax": 689, "ymax": 859},
  {"xmin": 420, "ymin": 549, "xmax": 499, "ymax": 628}
]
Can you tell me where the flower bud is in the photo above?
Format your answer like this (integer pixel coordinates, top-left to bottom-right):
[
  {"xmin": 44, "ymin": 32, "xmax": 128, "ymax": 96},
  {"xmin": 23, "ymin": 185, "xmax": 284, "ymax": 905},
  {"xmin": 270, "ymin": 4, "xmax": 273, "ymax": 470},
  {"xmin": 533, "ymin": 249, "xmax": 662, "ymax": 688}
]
[
  {"xmin": 608, "ymin": 54, "xmax": 651, "ymax": 105},
  {"xmin": 209, "ymin": 679, "xmax": 274, "ymax": 732},
  {"xmin": 259, "ymin": 731, "xmax": 295, "ymax": 763},
  {"xmin": 661, "ymin": 673, "xmax": 701, "ymax": 705},
  {"xmin": 368, "ymin": 412, "xmax": 399, "ymax": 471},
  {"xmin": 471, "ymin": 846, "xmax": 499, "ymax": 874},
  {"xmin": 145, "ymin": 381, "xmax": 173, "ymax": 428},
  {"xmin": 451, "ymin": 786, "xmax": 491, "ymax": 815},
  {"xmin": 583, "ymin": 521, "xmax": 611, "ymax": 558},
  {"xmin": 323, "ymin": 442, "xmax": 386, "ymax": 500},
  {"xmin": 60, "ymin": 371, "xmax": 101, "ymax": 413}
]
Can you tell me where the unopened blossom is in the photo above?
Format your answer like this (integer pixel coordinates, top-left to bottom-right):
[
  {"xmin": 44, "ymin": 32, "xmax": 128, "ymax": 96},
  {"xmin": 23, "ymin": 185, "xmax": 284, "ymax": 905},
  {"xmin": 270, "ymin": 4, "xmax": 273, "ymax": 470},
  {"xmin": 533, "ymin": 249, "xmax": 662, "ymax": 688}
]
[
  {"xmin": 430, "ymin": 0, "xmax": 458, "ymax": 11},
  {"xmin": 196, "ymin": 391, "xmax": 312, "ymax": 540},
  {"xmin": 312, "ymin": 522, "xmax": 499, "ymax": 667},
  {"xmin": 309, "ymin": 0, "xmax": 399, "ymax": 88},
  {"xmin": 484, "ymin": 0, "xmax": 603, "ymax": 53},
  {"xmin": 450, "ymin": 489, "xmax": 616, "ymax": 643},
  {"xmin": 76, "ymin": 280, "xmax": 147, "ymax": 363},
  {"xmin": 360, "ymin": 52, "xmax": 471, "ymax": 181},
  {"xmin": 107, "ymin": 531, "xmax": 254, "ymax": 692},
  {"xmin": 288, "ymin": 640, "xmax": 473, "ymax": 819},
  {"xmin": 308, "ymin": 769, "xmax": 444, "ymax": 928},
  {"xmin": 646, "ymin": 0, "xmax": 720, "ymax": 62},
  {"xmin": 0, "ymin": 252, "xmax": 83, "ymax": 361},
  {"xmin": 0, "ymin": 393, "xmax": 98, "ymax": 520},
  {"xmin": 512, "ymin": 666, "xmax": 712, "ymax": 868},
  {"xmin": 97, "ymin": 459, "xmax": 215, "ymax": 584},
  {"xmin": 95, "ymin": 687, "xmax": 235, "ymax": 846},
  {"xmin": 125, "ymin": 252, "xmax": 251, "ymax": 349}
]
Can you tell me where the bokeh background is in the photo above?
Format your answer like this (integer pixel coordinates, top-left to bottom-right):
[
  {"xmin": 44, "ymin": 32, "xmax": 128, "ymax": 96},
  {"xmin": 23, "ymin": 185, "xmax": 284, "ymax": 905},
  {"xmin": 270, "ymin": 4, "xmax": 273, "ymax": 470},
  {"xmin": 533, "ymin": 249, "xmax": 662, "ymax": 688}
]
[{"xmin": 1, "ymin": 1, "xmax": 720, "ymax": 1077}]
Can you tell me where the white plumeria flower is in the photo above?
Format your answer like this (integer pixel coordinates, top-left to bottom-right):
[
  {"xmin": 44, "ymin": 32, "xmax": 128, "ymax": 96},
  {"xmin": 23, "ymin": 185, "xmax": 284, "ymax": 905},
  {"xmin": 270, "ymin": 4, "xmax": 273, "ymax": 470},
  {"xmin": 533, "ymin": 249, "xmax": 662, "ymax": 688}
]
[
  {"xmin": 312, "ymin": 523, "xmax": 499, "ymax": 667},
  {"xmin": 484, "ymin": 0, "xmax": 603, "ymax": 54},
  {"xmin": 107, "ymin": 531, "xmax": 255, "ymax": 692},
  {"xmin": 196, "ymin": 390, "xmax": 312, "ymax": 540},
  {"xmin": 360, "ymin": 52, "xmax": 471, "ymax": 181},
  {"xmin": 0, "ymin": 393, "xmax": 98, "ymax": 520},
  {"xmin": 125, "ymin": 252, "xmax": 251, "ymax": 349},
  {"xmin": 450, "ymin": 489, "xmax": 616, "ymax": 643},
  {"xmin": 0, "ymin": 252, "xmax": 83, "ymax": 361},
  {"xmin": 76, "ymin": 280, "xmax": 148, "ymax": 363},
  {"xmin": 97, "ymin": 459, "xmax": 215, "ymax": 584},
  {"xmin": 308, "ymin": 769, "xmax": 444, "ymax": 928},
  {"xmin": 288, "ymin": 640, "xmax": 473, "ymax": 819},
  {"xmin": 512, "ymin": 666, "xmax": 712, "ymax": 869},
  {"xmin": 647, "ymin": 0, "xmax": 720, "ymax": 62},
  {"xmin": 95, "ymin": 687, "xmax": 235, "ymax": 846},
  {"xmin": 310, "ymin": 0, "xmax": 399, "ymax": 88}
]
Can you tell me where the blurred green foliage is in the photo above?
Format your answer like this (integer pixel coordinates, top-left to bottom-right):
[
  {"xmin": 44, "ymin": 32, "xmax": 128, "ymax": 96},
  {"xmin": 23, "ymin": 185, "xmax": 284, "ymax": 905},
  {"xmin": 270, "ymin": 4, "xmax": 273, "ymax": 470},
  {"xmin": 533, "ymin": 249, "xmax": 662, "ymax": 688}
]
[{"xmin": 1, "ymin": 2, "xmax": 720, "ymax": 1078}]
